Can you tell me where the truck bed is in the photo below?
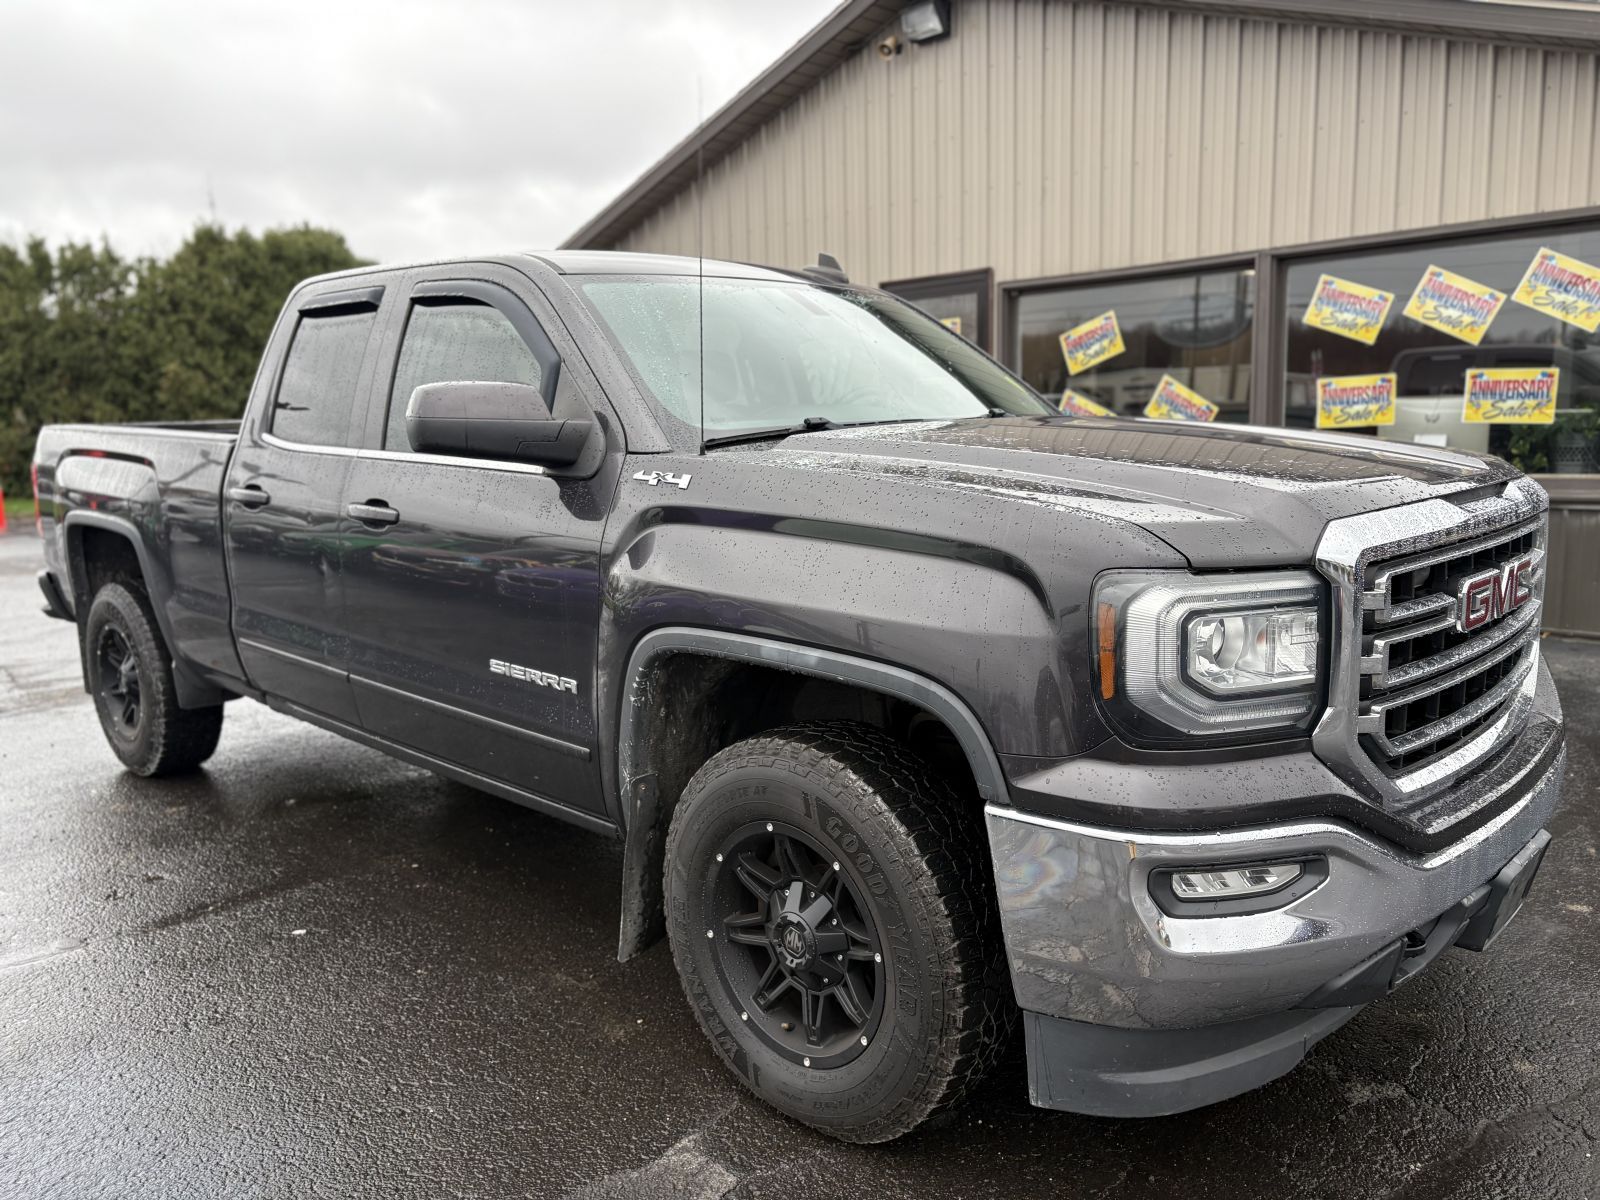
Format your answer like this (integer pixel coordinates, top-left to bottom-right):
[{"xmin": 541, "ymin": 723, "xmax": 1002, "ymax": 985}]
[
  {"xmin": 116, "ymin": 419, "xmax": 242, "ymax": 434},
  {"xmin": 34, "ymin": 418, "xmax": 242, "ymax": 697},
  {"xmin": 39, "ymin": 418, "xmax": 240, "ymax": 444}
]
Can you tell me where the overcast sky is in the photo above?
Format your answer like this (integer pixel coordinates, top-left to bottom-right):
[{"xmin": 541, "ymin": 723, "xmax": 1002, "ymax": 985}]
[{"xmin": 0, "ymin": 0, "xmax": 836, "ymax": 262}]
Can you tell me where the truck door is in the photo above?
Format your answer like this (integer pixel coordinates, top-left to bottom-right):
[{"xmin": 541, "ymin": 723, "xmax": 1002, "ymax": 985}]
[
  {"xmin": 338, "ymin": 267, "xmax": 606, "ymax": 816},
  {"xmin": 223, "ymin": 284, "xmax": 388, "ymax": 725}
]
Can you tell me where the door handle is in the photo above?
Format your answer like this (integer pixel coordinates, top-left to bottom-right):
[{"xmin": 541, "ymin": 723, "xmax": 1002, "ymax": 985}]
[
  {"xmin": 347, "ymin": 501, "xmax": 400, "ymax": 527},
  {"xmin": 226, "ymin": 484, "xmax": 271, "ymax": 508}
]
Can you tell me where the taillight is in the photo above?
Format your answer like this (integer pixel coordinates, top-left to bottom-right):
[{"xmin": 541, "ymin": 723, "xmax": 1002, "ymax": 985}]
[{"xmin": 31, "ymin": 461, "xmax": 42, "ymax": 534}]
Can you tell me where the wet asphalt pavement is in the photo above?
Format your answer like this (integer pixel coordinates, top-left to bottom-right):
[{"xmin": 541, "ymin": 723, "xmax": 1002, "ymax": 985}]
[{"xmin": 1, "ymin": 529, "xmax": 1596, "ymax": 1200}]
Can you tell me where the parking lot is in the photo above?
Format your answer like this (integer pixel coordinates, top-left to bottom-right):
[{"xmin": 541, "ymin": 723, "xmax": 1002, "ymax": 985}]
[{"xmin": 1, "ymin": 528, "xmax": 1596, "ymax": 1200}]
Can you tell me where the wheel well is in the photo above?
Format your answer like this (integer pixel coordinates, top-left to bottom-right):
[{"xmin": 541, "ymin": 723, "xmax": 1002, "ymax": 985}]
[
  {"xmin": 635, "ymin": 655, "xmax": 978, "ymax": 822},
  {"xmin": 65, "ymin": 526, "xmax": 148, "ymax": 691},
  {"xmin": 64, "ymin": 523, "xmax": 225, "ymax": 709},
  {"xmin": 68, "ymin": 525, "xmax": 146, "ymax": 611},
  {"xmin": 616, "ymin": 652, "xmax": 981, "ymax": 960}
]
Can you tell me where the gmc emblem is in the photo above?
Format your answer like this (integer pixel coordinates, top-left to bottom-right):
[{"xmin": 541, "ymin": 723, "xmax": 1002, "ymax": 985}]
[{"xmin": 1456, "ymin": 554, "xmax": 1536, "ymax": 633}]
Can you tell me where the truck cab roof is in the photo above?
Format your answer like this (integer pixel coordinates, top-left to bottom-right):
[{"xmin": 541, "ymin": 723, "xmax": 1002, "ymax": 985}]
[{"xmin": 524, "ymin": 249, "xmax": 816, "ymax": 282}]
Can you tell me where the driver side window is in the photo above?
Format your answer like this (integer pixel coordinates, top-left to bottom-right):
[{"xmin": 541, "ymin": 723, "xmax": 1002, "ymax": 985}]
[{"xmin": 385, "ymin": 299, "xmax": 544, "ymax": 452}]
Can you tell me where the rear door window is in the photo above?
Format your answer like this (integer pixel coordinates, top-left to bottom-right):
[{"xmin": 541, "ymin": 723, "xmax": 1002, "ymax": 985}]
[{"xmin": 271, "ymin": 306, "xmax": 378, "ymax": 446}]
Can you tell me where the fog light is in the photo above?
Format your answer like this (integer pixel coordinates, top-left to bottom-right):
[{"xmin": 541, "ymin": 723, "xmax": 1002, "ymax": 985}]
[{"xmin": 1169, "ymin": 862, "xmax": 1302, "ymax": 900}]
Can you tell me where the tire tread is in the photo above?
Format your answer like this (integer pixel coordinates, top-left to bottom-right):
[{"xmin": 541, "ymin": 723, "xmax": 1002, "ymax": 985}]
[
  {"xmin": 666, "ymin": 720, "xmax": 1014, "ymax": 1143},
  {"xmin": 86, "ymin": 582, "xmax": 223, "ymax": 777}
]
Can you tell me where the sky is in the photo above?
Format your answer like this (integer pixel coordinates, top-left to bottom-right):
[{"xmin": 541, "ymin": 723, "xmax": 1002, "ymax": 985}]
[{"xmin": 0, "ymin": 0, "xmax": 837, "ymax": 262}]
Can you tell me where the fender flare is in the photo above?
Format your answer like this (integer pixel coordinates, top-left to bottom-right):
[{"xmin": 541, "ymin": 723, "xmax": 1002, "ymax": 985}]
[
  {"xmin": 62, "ymin": 510, "xmax": 224, "ymax": 709},
  {"xmin": 613, "ymin": 627, "xmax": 1007, "ymax": 960}
]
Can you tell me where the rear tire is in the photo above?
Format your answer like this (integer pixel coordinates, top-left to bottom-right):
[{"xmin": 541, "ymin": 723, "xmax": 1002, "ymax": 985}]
[
  {"xmin": 664, "ymin": 722, "xmax": 1012, "ymax": 1143},
  {"xmin": 84, "ymin": 582, "xmax": 223, "ymax": 777}
]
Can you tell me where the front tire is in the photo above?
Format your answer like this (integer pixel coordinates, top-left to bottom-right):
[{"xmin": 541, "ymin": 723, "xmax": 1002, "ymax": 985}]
[
  {"xmin": 84, "ymin": 582, "xmax": 223, "ymax": 777},
  {"xmin": 665, "ymin": 722, "xmax": 1011, "ymax": 1143}
]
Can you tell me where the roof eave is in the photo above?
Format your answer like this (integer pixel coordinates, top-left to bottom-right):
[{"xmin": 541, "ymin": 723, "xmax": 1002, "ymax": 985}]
[{"xmin": 1154, "ymin": 0, "xmax": 1600, "ymax": 46}]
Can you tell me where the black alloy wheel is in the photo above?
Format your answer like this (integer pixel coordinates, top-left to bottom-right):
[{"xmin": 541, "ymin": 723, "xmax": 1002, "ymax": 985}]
[
  {"xmin": 664, "ymin": 722, "xmax": 1013, "ymax": 1142},
  {"xmin": 707, "ymin": 821, "xmax": 883, "ymax": 1069},
  {"xmin": 84, "ymin": 581, "xmax": 224, "ymax": 776},
  {"xmin": 95, "ymin": 624, "xmax": 144, "ymax": 741}
]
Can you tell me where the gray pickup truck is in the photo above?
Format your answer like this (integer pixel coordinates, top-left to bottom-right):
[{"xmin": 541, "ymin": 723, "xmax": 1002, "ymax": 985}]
[{"xmin": 32, "ymin": 251, "xmax": 1565, "ymax": 1142}]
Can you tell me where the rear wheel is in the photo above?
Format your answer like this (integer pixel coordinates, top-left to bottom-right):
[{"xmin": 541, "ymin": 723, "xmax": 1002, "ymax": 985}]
[
  {"xmin": 84, "ymin": 582, "xmax": 223, "ymax": 776},
  {"xmin": 665, "ymin": 722, "xmax": 1011, "ymax": 1143}
]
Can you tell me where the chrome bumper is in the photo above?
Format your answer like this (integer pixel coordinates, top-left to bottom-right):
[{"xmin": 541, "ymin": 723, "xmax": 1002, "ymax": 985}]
[{"xmin": 985, "ymin": 741, "xmax": 1564, "ymax": 1030}]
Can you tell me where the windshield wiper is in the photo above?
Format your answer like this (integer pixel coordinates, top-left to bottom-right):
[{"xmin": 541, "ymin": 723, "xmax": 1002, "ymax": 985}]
[
  {"xmin": 701, "ymin": 416, "xmax": 940, "ymax": 450},
  {"xmin": 702, "ymin": 416, "xmax": 834, "ymax": 449}
]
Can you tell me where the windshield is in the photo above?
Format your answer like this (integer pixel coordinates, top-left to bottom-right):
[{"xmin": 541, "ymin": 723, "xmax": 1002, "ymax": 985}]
[{"xmin": 576, "ymin": 276, "xmax": 1051, "ymax": 443}]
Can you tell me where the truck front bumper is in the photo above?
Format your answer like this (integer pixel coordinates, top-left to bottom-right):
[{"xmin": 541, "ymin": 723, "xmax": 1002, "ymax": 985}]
[{"xmin": 985, "ymin": 740, "xmax": 1564, "ymax": 1117}]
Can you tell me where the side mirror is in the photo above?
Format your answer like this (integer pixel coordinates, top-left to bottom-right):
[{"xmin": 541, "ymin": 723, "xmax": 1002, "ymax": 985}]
[{"xmin": 405, "ymin": 381, "xmax": 592, "ymax": 467}]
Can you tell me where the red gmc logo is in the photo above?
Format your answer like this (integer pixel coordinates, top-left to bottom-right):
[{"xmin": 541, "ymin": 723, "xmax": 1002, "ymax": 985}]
[{"xmin": 1457, "ymin": 555, "xmax": 1536, "ymax": 633}]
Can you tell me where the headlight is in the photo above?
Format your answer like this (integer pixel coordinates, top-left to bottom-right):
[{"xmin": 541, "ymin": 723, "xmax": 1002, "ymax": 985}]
[
  {"xmin": 1092, "ymin": 570, "xmax": 1324, "ymax": 744},
  {"xmin": 1185, "ymin": 609, "xmax": 1319, "ymax": 695}
]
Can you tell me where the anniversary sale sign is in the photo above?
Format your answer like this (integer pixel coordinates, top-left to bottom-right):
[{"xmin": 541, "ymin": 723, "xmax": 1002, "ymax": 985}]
[
  {"xmin": 1303, "ymin": 274, "xmax": 1394, "ymax": 345},
  {"xmin": 1315, "ymin": 373, "xmax": 1397, "ymax": 429},
  {"xmin": 1058, "ymin": 311, "xmax": 1125, "ymax": 375},
  {"xmin": 1144, "ymin": 375, "xmax": 1218, "ymax": 422},
  {"xmin": 1512, "ymin": 248, "xmax": 1600, "ymax": 333},
  {"xmin": 1058, "ymin": 389, "xmax": 1113, "ymax": 417},
  {"xmin": 1462, "ymin": 368, "xmax": 1559, "ymax": 425},
  {"xmin": 1402, "ymin": 266, "xmax": 1505, "ymax": 345}
]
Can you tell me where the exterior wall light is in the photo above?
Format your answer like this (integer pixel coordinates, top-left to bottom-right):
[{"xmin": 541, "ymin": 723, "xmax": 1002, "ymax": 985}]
[{"xmin": 900, "ymin": 1, "xmax": 951, "ymax": 44}]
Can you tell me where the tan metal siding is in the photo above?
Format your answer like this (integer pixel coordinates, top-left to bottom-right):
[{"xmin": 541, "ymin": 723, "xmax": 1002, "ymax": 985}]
[
  {"xmin": 1544, "ymin": 507, "xmax": 1600, "ymax": 638},
  {"xmin": 1010, "ymin": 2, "xmax": 1044, "ymax": 279},
  {"xmin": 607, "ymin": 0, "xmax": 1600, "ymax": 286}
]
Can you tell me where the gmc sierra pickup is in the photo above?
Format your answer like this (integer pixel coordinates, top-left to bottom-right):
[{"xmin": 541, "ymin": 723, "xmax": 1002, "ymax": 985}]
[{"xmin": 32, "ymin": 251, "xmax": 1565, "ymax": 1142}]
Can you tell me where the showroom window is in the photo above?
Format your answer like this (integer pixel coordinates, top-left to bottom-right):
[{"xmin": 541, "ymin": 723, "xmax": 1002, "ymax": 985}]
[
  {"xmin": 1009, "ymin": 266, "xmax": 1255, "ymax": 422},
  {"xmin": 1282, "ymin": 225, "xmax": 1600, "ymax": 475}
]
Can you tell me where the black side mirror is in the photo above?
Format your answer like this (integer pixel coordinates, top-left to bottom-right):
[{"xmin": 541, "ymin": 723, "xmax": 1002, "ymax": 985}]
[{"xmin": 405, "ymin": 381, "xmax": 592, "ymax": 466}]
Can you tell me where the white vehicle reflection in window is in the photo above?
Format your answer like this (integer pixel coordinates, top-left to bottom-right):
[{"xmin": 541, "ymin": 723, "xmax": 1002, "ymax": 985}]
[{"xmin": 1380, "ymin": 344, "xmax": 1600, "ymax": 472}]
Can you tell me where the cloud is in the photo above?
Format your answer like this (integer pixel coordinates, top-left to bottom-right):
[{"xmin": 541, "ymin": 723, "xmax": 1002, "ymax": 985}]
[{"xmin": 0, "ymin": 0, "xmax": 835, "ymax": 260}]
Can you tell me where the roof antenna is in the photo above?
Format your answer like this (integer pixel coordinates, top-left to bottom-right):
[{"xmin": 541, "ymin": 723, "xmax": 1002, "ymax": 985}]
[
  {"xmin": 697, "ymin": 74, "xmax": 707, "ymax": 456},
  {"xmin": 804, "ymin": 253, "xmax": 849, "ymax": 285}
]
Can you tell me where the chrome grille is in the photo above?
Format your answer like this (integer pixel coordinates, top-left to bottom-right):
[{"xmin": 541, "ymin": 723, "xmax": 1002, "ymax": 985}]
[
  {"xmin": 1357, "ymin": 520, "xmax": 1544, "ymax": 772},
  {"xmin": 1314, "ymin": 478, "xmax": 1548, "ymax": 818}
]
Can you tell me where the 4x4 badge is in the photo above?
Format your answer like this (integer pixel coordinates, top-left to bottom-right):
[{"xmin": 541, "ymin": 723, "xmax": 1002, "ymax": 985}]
[{"xmin": 633, "ymin": 470, "xmax": 692, "ymax": 490}]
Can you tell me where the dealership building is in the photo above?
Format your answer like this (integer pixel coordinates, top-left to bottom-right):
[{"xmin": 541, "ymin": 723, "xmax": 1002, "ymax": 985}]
[{"xmin": 565, "ymin": 0, "xmax": 1600, "ymax": 635}]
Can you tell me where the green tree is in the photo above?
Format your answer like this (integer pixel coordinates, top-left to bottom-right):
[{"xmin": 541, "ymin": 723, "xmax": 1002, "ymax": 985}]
[{"xmin": 0, "ymin": 223, "xmax": 363, "ymax": 498}]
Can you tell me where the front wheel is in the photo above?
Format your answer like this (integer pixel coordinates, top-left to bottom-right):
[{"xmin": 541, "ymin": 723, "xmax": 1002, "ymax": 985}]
[
  {"xmin": 664, "ymin": 723, "xmax": 1011, "ymax": 1143},
  {"xmin": 84, "ymin": 582, "xmax": 223, "ymax": 777}
]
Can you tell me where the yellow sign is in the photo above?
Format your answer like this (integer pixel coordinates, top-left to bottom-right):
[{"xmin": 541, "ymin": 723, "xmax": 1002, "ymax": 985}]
[
  {"xmin": 1315, "ymin": 373, "xmax": 1397, "ymax": 429},
  {"xmin": 1144, "ymin": 375, "xmax": 1218, "ymax": 422},
  {"xmin": 1512, "ymin": 247, "xmax": 1600, "ymax": 333},
  {"xmin": 1402, "ymin": 266, "xmax": 1505, "ymax": 345},
  {"xmin": 939, "ymin": 316, "xmax": 963, "ymax": 335},
  {"xmin": 1058, "ymin": 389, "xmax": 1113, "ymax": 417},
  {"xmin": 1463, "ymin": 368, "xmax": 1559, "ymax": 425},
  {"xmin": 1303, "ymin": 274, "xmax": 1394, "ymax": 345},
  {"xmin": 1058, "ymin": 311, "xmax": 1125, "ymax": 376}
]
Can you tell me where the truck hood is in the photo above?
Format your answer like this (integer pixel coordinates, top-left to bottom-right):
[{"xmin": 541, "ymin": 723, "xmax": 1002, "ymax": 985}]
[{"xmin": 750, "ymin": 415, "xmax": 1519, "ymax": 567}]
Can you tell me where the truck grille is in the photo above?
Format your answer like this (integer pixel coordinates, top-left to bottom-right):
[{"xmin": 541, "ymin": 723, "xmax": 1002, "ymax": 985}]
[
  {"xmin": 1357, "ymin": 520, "xmax": 1544, "ymax": 775},
  {"xmin": 1314, "ymin": 478, "xmax": 1549, "ymax": 825}
]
